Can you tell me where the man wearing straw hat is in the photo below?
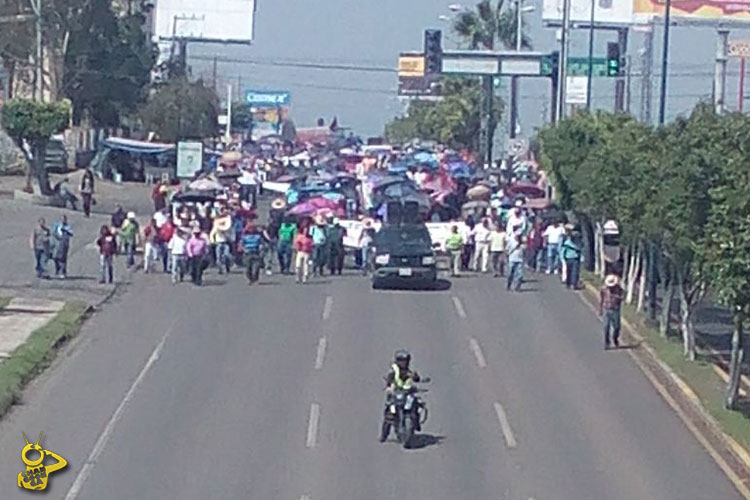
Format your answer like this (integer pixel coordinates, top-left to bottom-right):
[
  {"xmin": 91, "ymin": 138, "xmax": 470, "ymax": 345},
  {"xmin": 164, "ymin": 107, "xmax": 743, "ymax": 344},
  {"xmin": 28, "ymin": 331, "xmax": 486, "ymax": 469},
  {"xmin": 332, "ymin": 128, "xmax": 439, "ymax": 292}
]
[{"xmin": 599, "ymin": 274, "xmax": 625, "ymax": 349}]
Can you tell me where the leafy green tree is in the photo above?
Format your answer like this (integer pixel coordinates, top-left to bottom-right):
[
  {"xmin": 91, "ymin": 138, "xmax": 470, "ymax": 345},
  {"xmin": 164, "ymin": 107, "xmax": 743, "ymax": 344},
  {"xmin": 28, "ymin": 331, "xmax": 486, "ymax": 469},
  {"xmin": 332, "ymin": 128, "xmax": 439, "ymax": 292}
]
[
  {"xmin": 140, "ymin": 78, "xmax": 219, "ymax": 142},
  {"xmin": 2, "ymin": 98, "xmax": 70, "ymax": 194},
  {"xmin": 61, "ymin": 0, "xmax": 155, "ymax": 126},
  {"xmin": 701, "ymin": 113, "xmax": 750, "ymax": 408},
  {"xmin": 0, "ymin": 0, "xmax": 34, "ymax": 93},
  {"xmin": 453, "ymin": 0, "xmax": 531, "ymax": 50},
  {"xmin": 231, "ymin": 101, "xmax": 254, "ymax": 131},
  {"xmin": 384, "ymin": 77, "xmax": 501, "ymax": 149}
]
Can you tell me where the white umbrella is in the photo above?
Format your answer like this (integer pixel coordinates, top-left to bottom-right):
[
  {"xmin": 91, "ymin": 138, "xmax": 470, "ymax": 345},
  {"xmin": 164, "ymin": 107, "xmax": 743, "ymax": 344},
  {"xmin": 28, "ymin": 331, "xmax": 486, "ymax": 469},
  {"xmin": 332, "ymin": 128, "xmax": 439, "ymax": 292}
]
[{"xmin": 189, "ymin": 178, "xmax": 223, "ymax": 191}]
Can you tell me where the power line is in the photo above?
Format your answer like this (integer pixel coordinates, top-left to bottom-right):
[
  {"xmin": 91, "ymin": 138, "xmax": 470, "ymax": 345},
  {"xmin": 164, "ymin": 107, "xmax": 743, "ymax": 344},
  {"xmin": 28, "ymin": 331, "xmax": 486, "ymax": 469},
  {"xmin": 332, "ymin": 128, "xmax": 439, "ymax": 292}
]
[{"xmin": 190, "ymin": 55, "xmax": 397, "ymax": 74}]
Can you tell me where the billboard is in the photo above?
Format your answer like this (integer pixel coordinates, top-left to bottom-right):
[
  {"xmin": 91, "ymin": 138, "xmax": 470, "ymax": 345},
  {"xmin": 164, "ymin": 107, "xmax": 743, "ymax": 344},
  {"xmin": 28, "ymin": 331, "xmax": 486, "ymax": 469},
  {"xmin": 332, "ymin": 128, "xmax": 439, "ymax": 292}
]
[
  {"xmin": 543, "ymin": 0, "xmax": 634, "ymax": 26},
  {"xmin": 398, "ymin": 55, "xmax": 425, "ymax": 77},
  {"xmin": 153, "ymin": 0, "xmax": 256, "ymax": 43},
  {"xmin": 398, "ymin": 75, "xmax": 441, "ymax": 98},
  {"xmin": 633, "ymin": 0, "xmax": 750, "ymax": 23},
  {"xmin": 244, "ymin": 90, "xmax": 292, "ymax": 108}
]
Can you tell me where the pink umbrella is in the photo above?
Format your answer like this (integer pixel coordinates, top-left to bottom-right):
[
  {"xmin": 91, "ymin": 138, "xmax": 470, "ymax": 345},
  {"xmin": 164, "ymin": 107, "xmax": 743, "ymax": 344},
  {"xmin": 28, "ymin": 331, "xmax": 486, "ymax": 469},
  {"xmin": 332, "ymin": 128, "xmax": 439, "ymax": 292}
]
[
  {"xmin": 287, "ymin": 201, "xmax": 318, "ymax": 216},
  {"xmin": 306, "ymin": 196, "xmax": 341, "ymax": 210}
]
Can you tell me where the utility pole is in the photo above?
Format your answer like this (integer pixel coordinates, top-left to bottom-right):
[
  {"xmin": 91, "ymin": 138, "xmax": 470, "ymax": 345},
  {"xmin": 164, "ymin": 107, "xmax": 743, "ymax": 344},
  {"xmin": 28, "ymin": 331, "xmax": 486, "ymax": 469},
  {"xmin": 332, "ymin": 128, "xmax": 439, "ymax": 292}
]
[
  {"xmin": 557, "ymin": 0, "xmax": 571, "ymax": 121},
  {"xmin": 626, "ymin": 54, "xmax": 632, "ymax": 114},
  {"xmin": 658, "ymin": 0, "xmax": 672, "ymax": 125},
  {"xmin": 585, "ymin": 0, "xmax": 595, "ymax": 110},
  {"xmin": 640, "ymin": 22, "xmax": 654, "ymax": 123},
  {"xmin": 714, "ymin": 29, "xmax": 729, "ymax": 114},
  {"xmin": 225, "ymin": 84, "xmax": 232, "ymax": 143},
  {"xmin": 509, "ymin": 0, "xmax": 522, "ymax": 138},
  {"xmin": 29, "ymin": 0, "xmax": 43, "ymax": 101},
  {"xmin": 212, "ymin": 56, "xmax": 218, "ymax": 92},
  {"xmin": 614, "ymin": 28, "xmax": 628, "ymax": 112}
]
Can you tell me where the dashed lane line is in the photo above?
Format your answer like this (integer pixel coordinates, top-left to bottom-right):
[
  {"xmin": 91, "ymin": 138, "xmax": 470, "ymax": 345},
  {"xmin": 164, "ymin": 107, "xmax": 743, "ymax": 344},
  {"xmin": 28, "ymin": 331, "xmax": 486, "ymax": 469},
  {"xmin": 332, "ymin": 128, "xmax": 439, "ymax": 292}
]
[
  {"xmin": 452, "ymin": 296, "xmax": 467, "ymax": 318},
  {"xmin": 493, "ymin": 402, "xmax": 518, "ymax": 449},
  {"xmin": 314, "ymin": 337, "xmax": 327, "ymax": 370},
  {"xmin": 469, "ymin": 337, "xmax": 487, "ymax": 368},
  {"xmin": 306, "ymin": 403, "xmax": 321, "ymax": 448}
]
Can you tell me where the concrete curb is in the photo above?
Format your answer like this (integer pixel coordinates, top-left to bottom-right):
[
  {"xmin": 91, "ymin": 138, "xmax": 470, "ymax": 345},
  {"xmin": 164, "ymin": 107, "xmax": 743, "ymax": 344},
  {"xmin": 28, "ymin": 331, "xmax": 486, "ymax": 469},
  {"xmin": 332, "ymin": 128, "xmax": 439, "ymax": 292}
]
[{"xmin": 580, "ymin": 280, "xmax": 750, "ymax": 497}]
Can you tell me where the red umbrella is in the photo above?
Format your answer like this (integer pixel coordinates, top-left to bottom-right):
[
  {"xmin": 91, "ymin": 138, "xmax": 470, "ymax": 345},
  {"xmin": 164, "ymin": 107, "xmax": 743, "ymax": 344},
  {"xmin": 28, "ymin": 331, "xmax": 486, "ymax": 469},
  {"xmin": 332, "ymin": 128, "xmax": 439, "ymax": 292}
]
[
  {"xmin": 306, "ymin": 196, "xmax": 341, "ymax": 210},
  {"xmin": 508, "ymin": 182, "xmax": 545, "ymax": 198}
]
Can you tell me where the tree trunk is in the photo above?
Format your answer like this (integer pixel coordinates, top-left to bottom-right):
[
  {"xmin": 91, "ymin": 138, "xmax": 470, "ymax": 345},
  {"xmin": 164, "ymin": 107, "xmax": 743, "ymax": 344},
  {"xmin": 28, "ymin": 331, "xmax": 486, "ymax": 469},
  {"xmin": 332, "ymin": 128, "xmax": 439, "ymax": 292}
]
[
  {"xmin": 622, "ymin": 244, "xmax": 631, "ymax": 290},
  {"xmin": 725, "ymin": 310, "xmax": 744, "ymax": 410},
  {"xmin": 626, "ymin": 242, "xmax": 640, "ymax": 305},
  {"xmin": 32, "ymin": 142, "xmax": 52, "ymax": 195},
  {"xmin": 595, "ymin": 222, "xmax": 605, "ymax": 278},
  {"xmin": 637, "ymin": 245, "xmax": 647, "ymax": 312},
  {"xmin": 676, "ymin": 269, "xmax": 697, "ymax": 361},
  {"xmin": 659, "ymin": 261, "xmax": 674, "ymax": 337}
]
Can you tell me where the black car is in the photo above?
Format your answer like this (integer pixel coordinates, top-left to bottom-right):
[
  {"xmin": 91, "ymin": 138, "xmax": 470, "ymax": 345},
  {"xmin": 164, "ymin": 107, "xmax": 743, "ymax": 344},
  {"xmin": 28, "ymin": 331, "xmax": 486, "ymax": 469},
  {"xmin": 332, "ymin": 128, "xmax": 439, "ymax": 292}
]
[{"xmin": 372, "ymin": 223, "xmax": 437, "ymax": 289}]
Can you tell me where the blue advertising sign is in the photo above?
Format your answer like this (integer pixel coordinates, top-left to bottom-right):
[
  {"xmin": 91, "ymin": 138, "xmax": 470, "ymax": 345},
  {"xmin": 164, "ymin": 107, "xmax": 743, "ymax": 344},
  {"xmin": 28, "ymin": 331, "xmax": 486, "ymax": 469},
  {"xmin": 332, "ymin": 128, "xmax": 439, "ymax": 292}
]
[{"xmin": 244, "ymin": 90, "xmax": 291, "ymax": 108}]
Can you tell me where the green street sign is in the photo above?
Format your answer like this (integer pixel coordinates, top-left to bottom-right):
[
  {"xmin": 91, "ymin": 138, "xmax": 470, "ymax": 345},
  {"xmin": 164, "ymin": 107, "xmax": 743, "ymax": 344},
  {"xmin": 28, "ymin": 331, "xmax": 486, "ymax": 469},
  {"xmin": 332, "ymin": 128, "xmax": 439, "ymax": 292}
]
[{"xmin": 540, "ymin": 56, "xmax": 617, "ymax": 78}]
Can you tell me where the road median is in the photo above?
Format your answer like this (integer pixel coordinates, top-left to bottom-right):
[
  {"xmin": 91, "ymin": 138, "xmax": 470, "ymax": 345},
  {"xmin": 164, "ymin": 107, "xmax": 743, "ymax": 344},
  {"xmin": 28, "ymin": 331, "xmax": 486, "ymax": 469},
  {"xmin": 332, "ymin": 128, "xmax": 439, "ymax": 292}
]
[
  {"xmin": 0, "ymin": 300, "xmax": 89, "ymax": 419},
  {"xmin": 580, "ymin": 274, "xmax": 750, "ymax": 498}
]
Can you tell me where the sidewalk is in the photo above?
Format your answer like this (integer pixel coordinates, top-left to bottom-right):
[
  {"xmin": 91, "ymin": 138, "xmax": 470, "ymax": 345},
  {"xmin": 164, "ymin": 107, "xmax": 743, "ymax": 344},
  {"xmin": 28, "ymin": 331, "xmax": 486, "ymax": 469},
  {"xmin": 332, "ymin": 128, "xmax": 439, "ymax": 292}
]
[
  {"xmin": 0, "ymin": 174, "xmax": 154, "ymax": 307},
  {"xmin": 0, "ymin": 298, "xmax": 64, "ymax": 359}
]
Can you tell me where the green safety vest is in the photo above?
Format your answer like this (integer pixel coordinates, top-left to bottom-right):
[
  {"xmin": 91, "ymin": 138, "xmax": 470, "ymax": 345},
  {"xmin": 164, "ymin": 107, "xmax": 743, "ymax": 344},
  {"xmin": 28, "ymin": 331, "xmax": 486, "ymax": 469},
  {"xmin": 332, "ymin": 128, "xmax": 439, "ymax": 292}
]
[{"xmin": 392, "ymin": 364, "xmax": 413, "ymax": 390}]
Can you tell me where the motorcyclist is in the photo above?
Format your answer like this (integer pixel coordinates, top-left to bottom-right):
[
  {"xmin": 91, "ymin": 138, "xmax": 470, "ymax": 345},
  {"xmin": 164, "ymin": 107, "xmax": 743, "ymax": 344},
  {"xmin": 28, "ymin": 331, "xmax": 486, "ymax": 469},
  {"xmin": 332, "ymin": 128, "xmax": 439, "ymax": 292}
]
[{"xmin": 380, "ymin": 349, "xmax": 422, "ymax": 442}]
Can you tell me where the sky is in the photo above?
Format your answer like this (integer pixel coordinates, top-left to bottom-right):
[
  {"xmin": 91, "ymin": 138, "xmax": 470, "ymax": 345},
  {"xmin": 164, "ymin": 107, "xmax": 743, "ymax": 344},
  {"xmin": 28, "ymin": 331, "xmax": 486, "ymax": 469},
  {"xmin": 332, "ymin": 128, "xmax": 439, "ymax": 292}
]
[{"xmin": 186, "ymin": 0, "xmax": 750, "ymax": 142}]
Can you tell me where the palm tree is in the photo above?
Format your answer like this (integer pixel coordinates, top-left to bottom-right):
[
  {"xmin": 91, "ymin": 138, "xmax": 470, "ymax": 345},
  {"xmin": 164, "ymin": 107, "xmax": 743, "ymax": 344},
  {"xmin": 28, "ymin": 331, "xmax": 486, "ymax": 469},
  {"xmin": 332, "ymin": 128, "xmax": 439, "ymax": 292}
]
[{"xmin": 452, "ymin": 0, "xmax": 531, "ymax": 51}]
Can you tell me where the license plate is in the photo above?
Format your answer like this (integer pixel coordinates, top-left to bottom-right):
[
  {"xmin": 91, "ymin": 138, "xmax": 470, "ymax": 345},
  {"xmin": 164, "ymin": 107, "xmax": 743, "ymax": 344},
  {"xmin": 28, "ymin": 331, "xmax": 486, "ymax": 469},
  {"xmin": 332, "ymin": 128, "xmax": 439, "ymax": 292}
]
[{"xmin": 398, "ymin": 268, "xmax": 413, "ymax": 277}]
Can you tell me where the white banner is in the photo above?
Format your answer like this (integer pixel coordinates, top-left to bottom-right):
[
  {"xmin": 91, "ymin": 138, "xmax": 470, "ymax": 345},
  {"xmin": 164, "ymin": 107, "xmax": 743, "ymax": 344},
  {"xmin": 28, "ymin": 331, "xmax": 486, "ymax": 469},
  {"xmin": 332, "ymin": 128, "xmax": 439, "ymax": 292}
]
[
  {"xmin": 566, "ymin": 76, "xmax": 588, "ymax": 105},
  {"xmin": 543, "ymin": 0, "xmax": 633, "ymax": 25}
]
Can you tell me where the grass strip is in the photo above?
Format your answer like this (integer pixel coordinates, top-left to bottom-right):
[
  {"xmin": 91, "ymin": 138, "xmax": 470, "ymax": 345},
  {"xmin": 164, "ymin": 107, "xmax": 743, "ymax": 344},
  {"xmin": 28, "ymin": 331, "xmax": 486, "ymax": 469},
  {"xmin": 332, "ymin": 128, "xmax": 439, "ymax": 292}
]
[
  {"xmin": 0, "ymin": 296, "xmax": 11, "ymax": 310},
  {"xmin": 0, "ymin": 301, "xmax": 88, "ymax": 418},
  {"xmin": 583, "ymin": 271, "xmax": 750, "ymax": 452}
]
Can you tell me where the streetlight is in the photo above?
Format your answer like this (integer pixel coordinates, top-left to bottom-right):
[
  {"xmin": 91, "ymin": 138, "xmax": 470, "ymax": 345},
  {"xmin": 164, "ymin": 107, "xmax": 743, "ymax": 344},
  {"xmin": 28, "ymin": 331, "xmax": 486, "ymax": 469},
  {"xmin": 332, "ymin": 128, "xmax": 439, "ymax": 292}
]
[
  {"xmin": 510, "ymin": 1, "xmax": 534, "ymax": 138},
  {"xmin": 585, "ymin": 0, "xmax": 595, "ymax": 110},
  {"xmin": 448, "ymin": 3, "xmax": 464, "ymax": 12}
]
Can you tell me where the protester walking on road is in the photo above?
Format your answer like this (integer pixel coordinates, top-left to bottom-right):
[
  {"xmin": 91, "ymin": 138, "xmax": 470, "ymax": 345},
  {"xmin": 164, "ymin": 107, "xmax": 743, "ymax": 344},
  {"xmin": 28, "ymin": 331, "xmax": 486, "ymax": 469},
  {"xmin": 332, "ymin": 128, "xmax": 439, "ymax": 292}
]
[
  {"xmin": 561, "ymin": 231, "xmax": 583, "ymax": 290},
  {"xmin": 472, "ymin": 218, "xmax": 491, "ymax": 273},
  {"xmin": 210, "ymin": 208, "xmax": 233, "ymax": 275},
  {"xmin": 79, "ymin": 169, "xmax": 95, "ymax": 217},
  {"xmin": 461, "ymin": 217, "xmax": 475, "ymax": 271},
  {"xmin": 326, "ymin": 218, "xmax": 347, "ymax": 275},
  {"xmin": 359, "ymin": 218, "xmax": 376, "ymax": 276},
  {"xmin": 310, "ymin": 216, "xmax": 327, "ymax": 277},
  {"xmin": 31, "ymin": 218, "xmax": 51, "ymax": 278},
  {"xmin": 489, "ymin": 223, "xmax": 506, "ymax": 277},
  {"xmin": 168, "ymin": 229, "xmax": 187, "ymax": 284},
  {"xmin": 111, "ymin": 204, "xmax": 127, "ymax": 230},
  {"xmin": 277, "ymin": 218, "xmax": 297, "ymax": 274},
  {"xmin": 186, "ymin": 229, "xmax": 209, "ymax": 286},
  {"xmin": 143, "ymin": 218, "xmax": 162, "ymax": 274},
  {"xmin": 152, "ymin": 183, "xmax": 168, "ymax": 212},
  {"xmin": 446, "ymin": 225, "xmax": 464, "ymax": 277},
  {"xmin": 120, "ymin": 212, "xmax": 140, "ymax": 269},
  {"xmin": 507, "ymin": 234, "xmax": 525, "ymax": 292},
  {"xmin": 158, "ymin": 214, "xmax": 175, "ymax": 273},
  {"xmin": 96, "ymin": 225, "xmax": 117, "ymax": 284},
  {"xmin": 599, "ymin": 274, "xmax": 625, "ymax": 349},
  {"xmin": 543, "ymin": 220, "xmax": 565, "ymax": 274},
  {"xmin": 293, "ymin": 227, "xmax": 313, "ymax": 284},
  {"xmin": 51, "ymin": 215, "xmax": 73, "ymax": 278}
]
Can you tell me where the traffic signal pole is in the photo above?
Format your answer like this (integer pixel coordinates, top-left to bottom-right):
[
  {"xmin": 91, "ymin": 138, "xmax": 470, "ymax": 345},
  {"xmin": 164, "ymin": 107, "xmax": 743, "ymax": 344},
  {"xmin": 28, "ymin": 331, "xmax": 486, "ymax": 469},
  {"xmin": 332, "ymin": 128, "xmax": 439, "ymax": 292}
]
[{"xmin": 614, "ymin": 28, "xmax": 628, "ymax": 112}]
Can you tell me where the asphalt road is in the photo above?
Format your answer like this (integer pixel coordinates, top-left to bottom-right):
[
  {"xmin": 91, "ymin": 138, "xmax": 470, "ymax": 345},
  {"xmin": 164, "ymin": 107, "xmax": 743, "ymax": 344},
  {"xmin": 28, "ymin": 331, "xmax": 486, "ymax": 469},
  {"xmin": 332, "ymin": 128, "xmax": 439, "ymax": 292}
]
[{"xmin": 0, "ymin": 267, "xmax": 743, "ymax": 499}]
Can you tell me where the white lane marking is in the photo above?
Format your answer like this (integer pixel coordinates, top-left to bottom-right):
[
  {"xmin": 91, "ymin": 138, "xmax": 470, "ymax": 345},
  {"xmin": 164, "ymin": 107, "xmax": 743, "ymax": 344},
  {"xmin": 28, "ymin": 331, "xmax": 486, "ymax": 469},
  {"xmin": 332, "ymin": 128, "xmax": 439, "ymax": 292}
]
[
  {"xmin": 300, "ymin": 496, "xmax": 311, "ymax": 500},
  {"xmin": 314, "ymin": 337, "xmax": 327, "ymax": 370},
  {"xmin": 452, "ymin": 296, "xmax": 467, "ymax": 318},
  {"xmin": 469, "ymin": 338, "xmax": 487, "ymax": 368},
  {"xmin": 493, "ymin": 402, "xmax": 518, "ymax": 449},
  {"xmin": 322, "ymin": 296, "xmax": 333, "ymax": 320},
  {"xmin": 306, "ymin": 403, "xmax": 321, "ymax": 448},
  {"xmin": 64, "ymin": 321, "xmax": 176, "ymax": 500}
]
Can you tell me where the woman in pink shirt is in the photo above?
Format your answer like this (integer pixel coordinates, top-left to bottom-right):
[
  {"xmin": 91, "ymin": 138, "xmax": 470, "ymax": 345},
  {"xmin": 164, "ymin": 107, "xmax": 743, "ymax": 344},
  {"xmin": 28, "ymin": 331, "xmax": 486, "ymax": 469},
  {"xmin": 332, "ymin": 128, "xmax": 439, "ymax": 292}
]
[
  {"xmin": 293, "ymin": 229, "xmax": 314, "ymax": 284},
  {"xmin": 186, "ymin": 229, "xmax": 208, "ymax": 285}
]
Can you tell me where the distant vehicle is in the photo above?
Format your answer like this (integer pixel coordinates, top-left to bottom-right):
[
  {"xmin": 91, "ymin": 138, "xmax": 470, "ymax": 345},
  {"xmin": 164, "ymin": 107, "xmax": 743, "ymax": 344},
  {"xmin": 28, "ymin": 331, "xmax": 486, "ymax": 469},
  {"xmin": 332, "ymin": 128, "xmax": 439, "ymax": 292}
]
[
  {"xmin": 362, "ymin": 144, "xmax": 393, "ymax": 157},
  {"xmin": 372, "ymin": 223, "xmax": 437, "ymax": 289}
]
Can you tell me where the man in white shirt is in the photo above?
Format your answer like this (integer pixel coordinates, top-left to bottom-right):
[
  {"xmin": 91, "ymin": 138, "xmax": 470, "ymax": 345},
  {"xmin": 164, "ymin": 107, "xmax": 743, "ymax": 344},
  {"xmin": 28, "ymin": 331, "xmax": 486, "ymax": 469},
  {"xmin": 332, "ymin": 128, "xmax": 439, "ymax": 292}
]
[
  {"xmin": 543, "ymin": 221, "xmax": 565, "ymax": 274},
  {"xmin": 472, "ymin": 218, "xmax": 492, "ymax": 273},
  {"xmin": 489, "ymin": 224, "xmax": 507, "ymax": 277},
  {"xmin": 168, "ymin": 229, "xmax": 187, "ymax": 283},
  {"xmin": 505, "ymin": 200, "xmax": 527, "ymax": 237},
  {"xmin": 238, "ymin": 168, "xmax": 258, "ymax": 206}
]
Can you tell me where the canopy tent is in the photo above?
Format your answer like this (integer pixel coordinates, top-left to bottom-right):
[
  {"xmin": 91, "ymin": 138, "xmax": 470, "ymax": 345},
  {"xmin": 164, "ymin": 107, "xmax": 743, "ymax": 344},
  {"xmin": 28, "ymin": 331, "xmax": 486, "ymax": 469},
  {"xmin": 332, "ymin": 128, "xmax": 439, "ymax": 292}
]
[{"xmin": 90, "ymin": 138, "xmax": 176, "ymax": 182}]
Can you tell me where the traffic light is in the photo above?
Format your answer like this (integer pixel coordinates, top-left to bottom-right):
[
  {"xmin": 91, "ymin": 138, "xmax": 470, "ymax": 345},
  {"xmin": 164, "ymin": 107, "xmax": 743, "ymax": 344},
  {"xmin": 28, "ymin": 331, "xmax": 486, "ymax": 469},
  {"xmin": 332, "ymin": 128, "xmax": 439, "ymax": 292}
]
[
  {"xmin": 549, "ymin": 50, "xmax": 560, "ymax": 82},
  {"xmin": 606, "ymin": 42, "xmax": 621, "ymax": 77},
  {"xmin": 424, "ymin": 29, "xmax": 442, "ymax": 74}
]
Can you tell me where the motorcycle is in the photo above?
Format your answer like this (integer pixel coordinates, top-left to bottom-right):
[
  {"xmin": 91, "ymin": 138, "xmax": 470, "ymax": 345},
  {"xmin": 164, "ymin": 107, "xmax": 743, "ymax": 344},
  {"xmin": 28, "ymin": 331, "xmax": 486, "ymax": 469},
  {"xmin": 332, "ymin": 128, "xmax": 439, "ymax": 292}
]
[{"xmin": 381, "ymin": 378, "xmax": 430, "ymax": 448}]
